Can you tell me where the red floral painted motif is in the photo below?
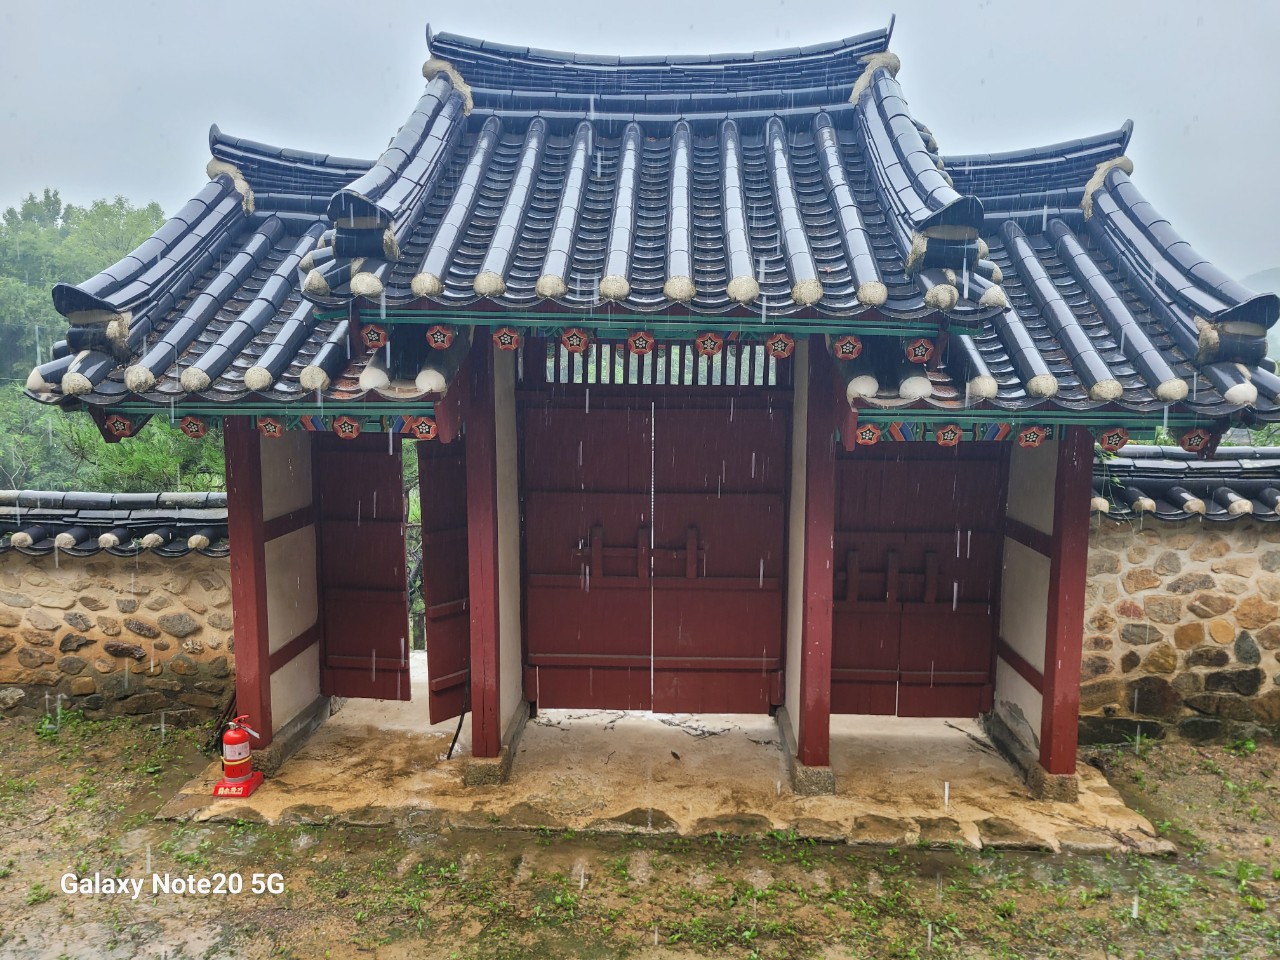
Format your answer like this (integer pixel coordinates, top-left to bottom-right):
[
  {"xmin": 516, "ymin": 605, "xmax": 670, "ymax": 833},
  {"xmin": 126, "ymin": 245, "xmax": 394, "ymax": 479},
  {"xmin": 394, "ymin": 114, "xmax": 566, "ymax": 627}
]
[
  {"xmin": 832, "ymin": 334, "xmax": 863, "ymax": 360},
  {"xmin": 492, "ymin": 327, "xmax": 520, "ymax": 351},
  {"xmin": 1179, "ymin": 427, "xmax": 1212, "ymax": 453},
  {"xmin": 627, "ymin": 331, "xmax": 656, "ymax": 355},
  {"xmin": 766, "ymin": 332, "xmax": 795, "ymax": 358},
  {"xmin": 934, "ymin": 423, "xmax": 963, "ymax": 447},
  {"xmin": 561, "ymin": 328, "xmax": 589, "ymax": 353},
  {"xmin": 426, "ymin": 325, "xmax": 455, "ymax": 350},
  {"xmin": 905, "ymin": 338, "xmax": 934, "ymax": 364},
  {"xmin": 1016, "ymin": 425, "xmax": 1047, "ymax": 449},
  {"xmin": 179, "ymin": 416, "xmax": 208, "ymax": 440},
  {"xmin": 256, "ymin": 417, "xmax": 284, "ymax": 438},
  {"xmin": 1097, "ymin": 426, "xmax": 1130, "ymax": 453},
  {"xmin": 105, "ymin": 414, "xmax": 134, "ymax": 439},
  {"xmin": 404, "ymin": 416, "xmax": 438, "ymax": 441},
  {"xmin": 361, "ymin": 324, "xmax": 389, "ymax": 350},
  {"xmin": 694, "ymin": 332, "xmax": 725, "ymax": 357},
  {"xmin": 854, "ymin": 423, "xmax": 881, "ymax": 445},
  {"xmin": 333, "ymin": 415, "xmax": 362, "ymax": 440}
]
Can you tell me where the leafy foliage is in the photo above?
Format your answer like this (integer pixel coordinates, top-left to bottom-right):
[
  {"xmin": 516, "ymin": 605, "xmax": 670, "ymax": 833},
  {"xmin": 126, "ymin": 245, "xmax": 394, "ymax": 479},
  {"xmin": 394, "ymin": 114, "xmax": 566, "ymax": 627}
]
[{"xmin": 0, "ymin": 189, "xmax": 165, "ymax": 381}]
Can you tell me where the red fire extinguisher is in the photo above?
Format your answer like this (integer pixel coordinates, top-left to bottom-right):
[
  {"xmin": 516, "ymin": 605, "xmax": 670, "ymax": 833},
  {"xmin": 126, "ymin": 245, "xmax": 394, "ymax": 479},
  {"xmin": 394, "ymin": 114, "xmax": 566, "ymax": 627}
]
[{"xmin": 213, "ymin": 715, "xmax": 265, "ymax": 798}]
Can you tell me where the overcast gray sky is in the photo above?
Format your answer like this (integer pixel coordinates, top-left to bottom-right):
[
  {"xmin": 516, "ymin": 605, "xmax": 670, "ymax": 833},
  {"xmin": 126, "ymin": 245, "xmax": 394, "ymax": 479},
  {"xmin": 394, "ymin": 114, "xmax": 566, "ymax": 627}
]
[{"xmin": 3, "ymin": 0, "xmax": 1277, "ymax": 277}]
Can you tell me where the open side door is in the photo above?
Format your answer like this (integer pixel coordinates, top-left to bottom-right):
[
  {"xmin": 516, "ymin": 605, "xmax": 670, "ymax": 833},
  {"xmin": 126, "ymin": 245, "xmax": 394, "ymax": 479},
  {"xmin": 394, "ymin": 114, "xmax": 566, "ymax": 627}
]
[
  {"xmin": 418, "ymin": 438, "xmax": 471, "ymax": 722},
  {"xmin": 316, "ymin": 433, "xmax": 411, "ymax": 700}
]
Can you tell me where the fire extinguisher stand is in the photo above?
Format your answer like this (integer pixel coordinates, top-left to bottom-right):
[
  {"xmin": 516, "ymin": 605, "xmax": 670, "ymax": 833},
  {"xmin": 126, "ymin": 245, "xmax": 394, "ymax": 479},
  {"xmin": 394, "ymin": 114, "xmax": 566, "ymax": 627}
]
[{"xmin": 213, "ymin": 715, "xmax": 264, "ymax": 798}]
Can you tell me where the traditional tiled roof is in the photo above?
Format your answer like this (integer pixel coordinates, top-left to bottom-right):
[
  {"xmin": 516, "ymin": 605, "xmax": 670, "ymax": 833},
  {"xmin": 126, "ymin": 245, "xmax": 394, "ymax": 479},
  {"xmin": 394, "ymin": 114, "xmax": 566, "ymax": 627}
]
[
  {"xmin": 22, "ymin": 20, "xmax": 1280, "ymax": 429},
  {"xmin": 1093, "ymin": 446, "xmax": 1280, "ymax": 523},
  {"xmin": 0, "ymin": 491, "xmax": 228, "ymax": 558}
]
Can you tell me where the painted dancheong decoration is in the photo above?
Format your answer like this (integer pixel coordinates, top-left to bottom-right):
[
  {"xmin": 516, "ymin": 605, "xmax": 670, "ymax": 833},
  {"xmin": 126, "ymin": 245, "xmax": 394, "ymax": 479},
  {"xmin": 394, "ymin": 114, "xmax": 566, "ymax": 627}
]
[{"xmin": 16, "ymin": 18, "xmax": 1279, "ymax": 800}]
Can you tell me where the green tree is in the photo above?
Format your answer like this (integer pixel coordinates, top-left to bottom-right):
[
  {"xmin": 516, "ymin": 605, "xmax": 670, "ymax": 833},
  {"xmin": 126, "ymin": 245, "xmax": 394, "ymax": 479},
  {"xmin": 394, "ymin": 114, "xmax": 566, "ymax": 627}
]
[{"xmin": 0, "ymin": 189, "xmax": 165, "ymax": 381}]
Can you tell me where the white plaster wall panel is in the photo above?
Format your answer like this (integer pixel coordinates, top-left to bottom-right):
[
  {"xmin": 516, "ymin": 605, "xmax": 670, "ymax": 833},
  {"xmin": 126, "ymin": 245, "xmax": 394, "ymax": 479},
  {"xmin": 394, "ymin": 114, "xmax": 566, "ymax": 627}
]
[
  {"xmin": 264, "ymin": 525, "xmax": 318, "ymax": 654},
  {"xmin": 783, "ymin": 339, "xmax": 809, "ymax": 744},
  {"xmin": 494, "ymin": 350, "xmax": 524, "ymax": 731},
  {"xmin": 999, "ymin": 537, "xmax": 1050, "ymax": 671},
  {"xmin": 270, "ymin": 643, "xmax": 320, "ymax": 734},
  {"xmin": 993, "ymin": 658, "xmax": 1043, "ymax": 753},
  {"xmin": 1005, "ymin": 438, "xmax": 1057, "ymax": 535},
  {"xmin": 260, "ymin": 429, "xmax": 313, "ymax": 521}
]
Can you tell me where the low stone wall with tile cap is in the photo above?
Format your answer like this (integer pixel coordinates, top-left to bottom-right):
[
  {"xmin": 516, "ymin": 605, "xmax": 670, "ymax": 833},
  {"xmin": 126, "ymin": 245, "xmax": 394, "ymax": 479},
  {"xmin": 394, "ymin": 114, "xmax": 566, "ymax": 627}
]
[
  {"xmin": 0, "ymin": 550, "xmax": 233, "ymax": 723},
  {"xmin": 1081, "ymin": 518, "xmax": 1280, "ymax": 743}
]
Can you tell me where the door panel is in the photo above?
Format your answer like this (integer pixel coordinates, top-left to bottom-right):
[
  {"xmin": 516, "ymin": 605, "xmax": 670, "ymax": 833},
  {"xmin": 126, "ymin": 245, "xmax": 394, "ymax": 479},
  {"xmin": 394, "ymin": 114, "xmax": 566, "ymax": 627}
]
[
  {"xmin": 316, "ymin": 433, "xmax": 410, "ymax": 700},
  {"xmin": 419, "ymin": 439, "xmax": 471, "ymax": 723}
]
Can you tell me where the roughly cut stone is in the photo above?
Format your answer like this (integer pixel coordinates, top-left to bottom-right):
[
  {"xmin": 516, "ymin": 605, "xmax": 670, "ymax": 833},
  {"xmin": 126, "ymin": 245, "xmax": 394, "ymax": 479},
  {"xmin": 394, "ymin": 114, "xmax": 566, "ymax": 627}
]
[
  {"xmin": 1187, "ymin": 646, "xmax": 1230, "ymax": 668},
  {"xmin": 92, "ymin": 658, "xmax": 114, "ymax": 674},
  {"xmin": 145, "ymin": 678, "xmax": 183, "ymax": 693},
  {"xmin": 80, "ymin": 694, "xmax": 104, "ymax": 711},
  {"xmin": 115, "ymin": 598, "xmax": 138, "ymax": 614},
  {"xmin": 36, "ymin": 592, "xmax": 75, "ymax": 610},
  {"xmin": 1143, "ymin": 595, "xmax": 1182, "ymax": 624},
  {"xmin": 57, "ymin": 656, "xmax": 87, "ymax": 675},
  {"xmin": 1114, "ymin": 599, "xmax": 1144, "ymax": 619},
  {"xmin": 1128, "ymin": 676, "xmax": 1182, "ymax": 718},
  {"xmin": 0, "ymin": 635, "xmax": 14, "ymax": 655},
  {"xmin": 208, "ymin": 589, "xmax": 231, "ymax": 607},
  {"xmin": 162, "ymin": 575, "xmax": 191, "ymax": 595},
  {"xmin": 1120, "ymin": 623, "xmax": 1162, "ymax": 646},
  {"xmin": 1088, "ymin": 608, "xmax": 1116, "ymax": 631},
  {"xmin": 1212, "ymin": 557, "xmax": 1257, "ymax": 577},
  {"xmin": 77, "ymin": 594, "xmax": 107, "ymax": 611},
  {"xmin": 157, "ymin": 613, "xmax": 200, "ymax": 638},
  {"xmin": 95, "ymin": 616, "xmax": 120, "ymax": 637},
  {"xmin": 1153, "ymin": 551, "xmax": 1182, "ymax": 575},
  {"xmin": 1257, "ymin": 573, "xmax": 1280, "ymax": 601},
  {"xmin": 181, "ymin": 596, "xmax": 208, "ymax": 615},
  {"xmin": 1205, "ymin": 668, "xmax": 1265, "ymax": 697},
  {"xmin": 179, "ymin": 693, "xmax": 219, "ymax": 709},
  {"xmin": 917, "ymin": 817, "xmax": 968, "ymax": 848},
  {"xmin": 1127, "ymin": 546, "xmax": 1149, "ymax": 564},
  {"xmin": 119, "ymin": 693, "xmax": 169, "ymax": 715},
  {"xmin": 144, "ymin": 594, "xmax": 173, "ymax": 612},
  {"xmin": 207, "ymin": 656, "xmax": 230, "ymax": 679},
  {"xmin": 1260, "ymin": 549, "xmax": 1280, "ymax": 573},
  {"xmin": 21, "ymin": 629, "xmax": 53, "ymax": 647},
  {"xmin": 1079, "ymin": 716, "xmax": 1163, "ymax": 745},
  {"xmin": 1220, "ymin": 578, "xmax": 1250, "ymax": 596},
  {"xmin": 1079, "ymin": 679, "xmax": 1125, "ymax": 712},
  {"xmin": 1253, "ymin": 690, "xmax": 1280, "ymax": 725},
  {"xmin": 129, "ymin": 662, "xmax": 163, "ymax": 677},
  {"xmin": 208, "ymin": 612, "xmax": 233, "ymax": 630},
  {"xmin": 1256, "ymin": 624, "xmax": 1280, "ymax": 651},
  {"xmin": 849, "ymin": 815, "xmax": 913, "ymax": 846},
  {"xmin": 181, "ymin": 638, "xmax": 204, "ymax": 655},
  {"xmin": 195, "ymin": 680, "xmax": 226, "ymax": 695},
  {"xmin": 0, "ymin": 610, "xmax": 19, "ymax": 628},
  {"xmin": 18, "ymin": 647, "xmax": 54, "ymax": 668},
  {"xmin": 168, "ymin": 654, "xmax": 199, "ymax": 677},
  {"xmin": 1185, "ymin": 693, "xmax": 1257, "ymax": 721},
  {"xmin": 0, "ymin": 688, "xmax": 26, "ymax": 710},
  {"xmin": 104, "ymin": 641, "xmax": 147, "ymax": 661},
  {"xmin": 1172, "ymin": 672, "xmax": 1204, "ymax": 697},
  {"xmin": 1188, "ymin": 592, "xmax": 1234, "ymax": 618},
  {"xmin": 1235, "ymin": 631, "xmax": 1261, "ymax": 665},
  {"xmin": 153, "ymin": 639, "xmax": 170, "ymax": 652},
  {"xmin": 1085, "ymin": 635, "xmax": 1113, "ymax": 651},
  {"xmin": 1167, "ymin": 572, "xmax": 1215, "ymax": 595},
  {"xmin": 0, "ymin": 591, "xmax": 33, "ymax": 608},
  {"xmin": 1173, "ymin": 622, "xmax": 1204, "ymax": 649},
  {"xmin": 197, "ymin": 572, "xmax": 225, "ymax": 591},
  {"xmin": 1120, "ymin": 651, "xmax": 1140, "ymax": 672},
  {"xmin": 25, "ymin": 608, "xmax": 58, "ymax": 631},
  {"xmin": 1189, "ymin": 536, "xmax": 1230, "ymax": 561},
  {"xmin": 1177, "ymin": 716, "xmax": 1223, "ymax": 741},
  {"xmin": 1088, "ymin": 552, "xmax": 1121, "ymax": 576},
  {"xmin": 69, "ymin": 677, "xmax": 96, "ymax": 696},
  {"xmin": 1122, "ymin": 569, "xmax": 1161, "ymax": 593},
  {"xmin": 63, "ymin": 611, "xmax": 92, "ymax": 632},
  {"xmin": 58, "ymin": 632, "xmax": 93, "ymax": 653},
  {"xmin": 1235, "ymin": 595, "xmax": 1280, "ymax": 631},
  {"xmin": 123, "ymin": 618, "xmax": 160, "ymax": 639},
  {"xmin": 1141, "ymin": 644, "xmax": 1177, "ymax": 675},
  {"xmin": 1082, "ymin": 655, "xmax": 1113, "ymax": 680},
  {"xmin": 1209, "ymin": 619, "xmax": 1236, "ymax": 644}
]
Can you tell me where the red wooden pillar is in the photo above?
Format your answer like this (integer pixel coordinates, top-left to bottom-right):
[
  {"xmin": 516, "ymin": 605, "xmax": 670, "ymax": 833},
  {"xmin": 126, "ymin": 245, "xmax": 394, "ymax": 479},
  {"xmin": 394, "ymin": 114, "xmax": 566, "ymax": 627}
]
[
  {"xmin": 224, "ymin": 416, "xmax": 273, "ymax": 745},
  {"xmin": 465, "ymin": 341, "xmax": 501, "ymax": 758},
  {"xmin": 1038, "ymin": 424, "xmax": 1093, "ymax": 775},
  {"xmin": 797, "ymin": 337, "xmax": 836, "ymax": 767}
]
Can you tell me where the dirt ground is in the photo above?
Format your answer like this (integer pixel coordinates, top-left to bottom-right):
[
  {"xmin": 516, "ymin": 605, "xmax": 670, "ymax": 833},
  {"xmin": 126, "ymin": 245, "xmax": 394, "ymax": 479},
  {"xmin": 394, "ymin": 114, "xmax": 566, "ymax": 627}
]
[{"xmin": 1, "ymin": 712, "xmax": 1278, "ymax": 959}]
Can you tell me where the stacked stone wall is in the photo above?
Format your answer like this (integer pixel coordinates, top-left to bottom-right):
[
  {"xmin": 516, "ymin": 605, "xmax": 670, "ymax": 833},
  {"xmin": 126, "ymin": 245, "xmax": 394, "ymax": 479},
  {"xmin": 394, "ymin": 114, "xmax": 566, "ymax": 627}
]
[
  {"xmin": 1082, "ymin": 517, "xmax": 1280, "ymax": 742},
  {"xmin": 0, "ymin": 551, "xmax": 233, "ymax": 723}
]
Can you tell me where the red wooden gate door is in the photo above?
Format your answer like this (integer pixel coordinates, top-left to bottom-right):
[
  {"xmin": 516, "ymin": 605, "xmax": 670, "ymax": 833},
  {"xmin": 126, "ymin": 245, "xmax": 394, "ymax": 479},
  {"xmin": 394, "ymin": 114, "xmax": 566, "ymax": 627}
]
[
  {"xmin": 522, "ymin": 398, "xmax": 787, "ymax": 713},
  {"xmin": 316, "ymin": 433, "xmax": 411, "ymax": 700},
  {"xmin": 831, "ymin": 444, "xmax": 1005, "ymax": 717},
  {"xmin": 418, "ymin": 439, "xmax": 471, "ymax": 722}
]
